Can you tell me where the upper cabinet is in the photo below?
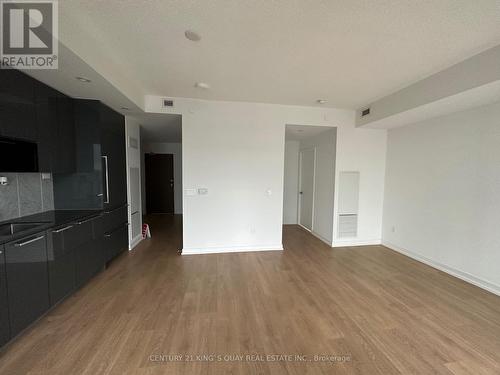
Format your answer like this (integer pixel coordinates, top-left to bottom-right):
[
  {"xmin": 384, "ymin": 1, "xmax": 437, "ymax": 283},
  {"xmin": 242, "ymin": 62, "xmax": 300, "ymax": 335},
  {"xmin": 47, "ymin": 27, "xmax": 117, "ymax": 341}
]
[
  {"xmin": 100, "ymin": 104, "xmax": 127, "ymax": 209},
  {"xmin": 0, "ymin": 70, "xmax": 37, "ymax": 141},
  {"xmin": 35, "ymin": 80, "xmax": 76, "ymax": 173},
  {"xmin": 55, "ymin": 97, "xmax": 76, "ymax": 173},
  {"xmin": 1, "ymin": 70, "xmax": 127, "ymax": 211}
]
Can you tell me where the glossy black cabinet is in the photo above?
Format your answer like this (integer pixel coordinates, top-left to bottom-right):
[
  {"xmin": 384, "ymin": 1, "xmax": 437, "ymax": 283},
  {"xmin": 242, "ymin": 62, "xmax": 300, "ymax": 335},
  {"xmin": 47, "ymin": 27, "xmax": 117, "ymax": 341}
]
[
  {"xmin": 47, "ymin": 224, "xmax": 77, "ymax": 305},
  {"xmin": 0, "ymin": 245, "xmax": 10, "ymax": 347},
  {"xmin": 100, "ymin": 104, "xmax": 127, "ymax": 210},
  {"xmin": 56, "ymin": 98, "xmax": 76, "ymax": 173},
  {"xmin": 102, "ymin": 205, "xmax": 128, "ymax": 262},
  {"xmin": 53, "ymin": 100, "xmax": 105, "ymax": 210},
  {"xmin": 5, "ymin": 232, "xmax": 50, "ymax": 337},
  {"xmin": 74, "ymin": 216, "xmax": 104, "ymax": 287},
  {"xmin": 35, "ymin": 80, "xmax": 76, "ymax": 174},
  {"xmin": 35, "ymin": 81, "xmax": 60, "ymax": 172},
  {"xmin": 103, "ymin": 223, "xmax": 129, "ymax": 263},
  {"xmin": 1, "ymin": 68, "xmax": 130, "ymax": 350},
  {"xmin": 0, "ymin": 69, "xmax": 37, "ymax": 141}
]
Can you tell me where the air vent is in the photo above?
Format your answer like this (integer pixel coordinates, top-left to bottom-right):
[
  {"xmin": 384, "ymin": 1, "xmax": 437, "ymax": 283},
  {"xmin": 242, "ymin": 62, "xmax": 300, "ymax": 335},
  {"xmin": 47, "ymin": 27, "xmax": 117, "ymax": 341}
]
[
  {"xmin": 162, "ymin": 99, "xmax": 174, "ymax": 108},
  {"xmin": 361, "ymin": 107, "xmax": 371, "ymax": 117},
  {"xmin": 338, "ymin": 214, "xmax": 358, "ymax": 238}
]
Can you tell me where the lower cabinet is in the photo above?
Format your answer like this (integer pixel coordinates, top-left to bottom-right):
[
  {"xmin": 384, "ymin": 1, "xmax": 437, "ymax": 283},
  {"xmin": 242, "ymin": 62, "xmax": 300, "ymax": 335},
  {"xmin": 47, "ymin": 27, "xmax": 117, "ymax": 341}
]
[
  {"xmin": 0, "ymin": 245, "xmax": 10, "ymax": 347},
  {"xmin": 0, "ymin": 212, "xmax": 128, "ymax": 349},
  {"xmin": 75, "ymin": 216, "xmax": 104, "ymax": 287},
  {"xmin": 47, "ymin": 225, "xmax": 77, "ymax": 306},
  {"xmin": 102, "ymin": 205, "xmax": 129, "ymax": 263},
  {"xmin": 5, "ymin": 233, "xmax": 50, "ymax": 338},
  {"xmin": 47, "ymin": 215, "xmax": 105, "ymax": 295},
  {"xmin": 103, "ymin": 223, "xmax": 129, "ymax": 263}
]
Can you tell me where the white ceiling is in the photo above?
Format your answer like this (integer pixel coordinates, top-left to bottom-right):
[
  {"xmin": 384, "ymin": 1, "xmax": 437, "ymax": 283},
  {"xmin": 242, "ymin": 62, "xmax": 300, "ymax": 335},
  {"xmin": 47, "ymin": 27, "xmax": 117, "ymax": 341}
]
[
  {"xmin": 285, "ymin": 125, "xmax": 334, "ymax": 141},
  {"xmin": 58, "ymin": 0, "xmax": 500, "ymax": 109}
]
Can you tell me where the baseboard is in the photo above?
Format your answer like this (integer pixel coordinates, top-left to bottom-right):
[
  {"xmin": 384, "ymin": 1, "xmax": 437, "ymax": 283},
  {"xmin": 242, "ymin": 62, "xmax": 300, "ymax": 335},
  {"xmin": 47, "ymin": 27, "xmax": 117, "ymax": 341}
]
[
  {"xmin": 310, "ymin": 230, "xmax": 333, "ymax": 247},
  {"xmin": 382, "ymin": 241, "xmax": 500, "ymax": 297},
  {"xmin": 182, "ymin": 244, "xmax": 283, "ymax": 255},
  {"xmin": 129, "ymin": 234, "xmax": 143, "ymax": 250},
  {"xmin": 332, "ymin": 238, "xmax": 382, "ymax": 247},
  {"xmin": 298, "ymin": 223, "xmax": 311, "ymax": 232}
]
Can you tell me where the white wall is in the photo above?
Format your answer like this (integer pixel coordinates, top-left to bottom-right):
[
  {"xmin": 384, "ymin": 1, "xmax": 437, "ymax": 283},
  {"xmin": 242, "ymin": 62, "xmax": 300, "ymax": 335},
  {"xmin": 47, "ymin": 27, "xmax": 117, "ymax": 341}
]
[
  {"xmin": 382, "ymin": 101, "xmax": 500, "ymax": 295},
  {"xmin": 283, "ymin": 140, "xmax": 300, "ymax": 224},
  {"xmin": 142, "ymin": 142, "xmax": 183, "ymax": 214},
  {"xmin": 299, "ymin": 128, "xmax": 337, "ymax": 244},
  {"xmin": 145, "ymin": 96, "xmax": 387, "ymax": 253},
  {"xmin": 125, "ymin": 117, "xmax": 143, "ymax": 249}
]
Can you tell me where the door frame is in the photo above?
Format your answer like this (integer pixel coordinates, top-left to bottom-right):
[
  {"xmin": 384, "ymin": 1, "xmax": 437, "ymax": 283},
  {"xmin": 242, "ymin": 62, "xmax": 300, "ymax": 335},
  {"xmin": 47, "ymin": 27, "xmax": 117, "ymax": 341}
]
[{"xmin": 297, "ymin": 147, "xmax": 316, "ymax": 232}]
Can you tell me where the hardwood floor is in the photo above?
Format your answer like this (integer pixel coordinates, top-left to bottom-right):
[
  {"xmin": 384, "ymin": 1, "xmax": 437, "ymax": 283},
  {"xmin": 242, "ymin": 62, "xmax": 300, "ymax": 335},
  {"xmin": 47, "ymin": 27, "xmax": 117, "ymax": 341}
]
[{"xmin": 1, "ymin": 215, "xmax": 500, "ymax": 374}]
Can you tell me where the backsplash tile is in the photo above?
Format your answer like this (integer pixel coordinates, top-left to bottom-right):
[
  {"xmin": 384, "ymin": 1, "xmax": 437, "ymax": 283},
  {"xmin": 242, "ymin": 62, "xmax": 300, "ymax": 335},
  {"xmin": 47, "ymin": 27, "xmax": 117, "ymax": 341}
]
[
  {"xmin": 18, "ymin": 173, "xmax": 42, "ymax": 216},
  {"xmin": 0, "ymin": 173, "xmax": 19, "ymax": 221},
  {"xmin": 0, "ymin": 173, "xmax": 54, "ymax": 221}
]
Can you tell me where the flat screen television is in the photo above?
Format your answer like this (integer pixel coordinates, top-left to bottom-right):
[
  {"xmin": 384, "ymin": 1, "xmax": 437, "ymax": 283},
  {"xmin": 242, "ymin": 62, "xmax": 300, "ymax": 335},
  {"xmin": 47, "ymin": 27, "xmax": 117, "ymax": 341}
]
[{"xmin": 0, "ymin": 136, "xmax": 39, "ymax": 172}]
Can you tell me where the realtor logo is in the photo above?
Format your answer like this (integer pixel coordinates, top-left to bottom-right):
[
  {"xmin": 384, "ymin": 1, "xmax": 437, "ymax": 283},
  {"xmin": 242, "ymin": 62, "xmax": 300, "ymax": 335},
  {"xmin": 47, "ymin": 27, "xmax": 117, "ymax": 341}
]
[{"xmin": 1, "ymin": 0, "xmax": 58, "ymax": 69}]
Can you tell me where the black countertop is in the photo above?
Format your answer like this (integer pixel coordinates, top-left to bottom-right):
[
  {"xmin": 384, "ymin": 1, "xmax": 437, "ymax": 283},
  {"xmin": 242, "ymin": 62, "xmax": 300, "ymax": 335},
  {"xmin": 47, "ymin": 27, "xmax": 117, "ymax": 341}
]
[{"xmin": 0, "ymin": 210, "xmax": 103, "ymax": 245}]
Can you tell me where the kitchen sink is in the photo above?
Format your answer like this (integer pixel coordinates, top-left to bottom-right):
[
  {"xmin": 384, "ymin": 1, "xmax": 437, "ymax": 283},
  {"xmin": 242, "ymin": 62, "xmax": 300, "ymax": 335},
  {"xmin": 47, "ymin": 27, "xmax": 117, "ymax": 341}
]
[{"xmin": 0, "ymin": 222, "xmax": 47, "ymax": 237}]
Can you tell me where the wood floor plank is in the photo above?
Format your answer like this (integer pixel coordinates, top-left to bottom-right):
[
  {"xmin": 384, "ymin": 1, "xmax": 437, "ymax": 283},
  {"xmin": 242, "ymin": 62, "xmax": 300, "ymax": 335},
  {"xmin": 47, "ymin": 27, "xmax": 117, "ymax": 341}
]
[{"xmin": 1, "ymin": 216, "xmax": 500, "ymax": 374}]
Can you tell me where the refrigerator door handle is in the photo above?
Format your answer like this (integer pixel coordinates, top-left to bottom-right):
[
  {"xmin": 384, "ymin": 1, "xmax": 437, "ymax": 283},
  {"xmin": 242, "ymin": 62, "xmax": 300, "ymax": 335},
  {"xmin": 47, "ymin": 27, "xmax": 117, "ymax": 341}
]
[{"xmin": 102, "ymin": 155, "xmax": 110, "ymax": 204}]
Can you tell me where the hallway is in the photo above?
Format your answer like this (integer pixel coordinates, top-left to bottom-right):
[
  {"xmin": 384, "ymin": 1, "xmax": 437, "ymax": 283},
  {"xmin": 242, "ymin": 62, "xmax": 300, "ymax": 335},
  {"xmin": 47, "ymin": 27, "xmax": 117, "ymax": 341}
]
[{"xmin": 1, "ymin": 216, "xmax": 500, "ymax": 374}]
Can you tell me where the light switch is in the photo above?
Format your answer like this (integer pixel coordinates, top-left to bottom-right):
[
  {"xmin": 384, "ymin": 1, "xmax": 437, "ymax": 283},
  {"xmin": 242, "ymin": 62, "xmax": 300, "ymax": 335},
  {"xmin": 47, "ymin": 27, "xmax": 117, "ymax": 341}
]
[
  {"xmin": 266, "ymin": 189, "xmax": 272, "ymax": 196},
  {"xmin": 185, "ymin": 188, "xmax": 197, "ymax": 196},
  {"xmin": 198, "ymin": 188, "xmax": 208, "ymax": 195}
]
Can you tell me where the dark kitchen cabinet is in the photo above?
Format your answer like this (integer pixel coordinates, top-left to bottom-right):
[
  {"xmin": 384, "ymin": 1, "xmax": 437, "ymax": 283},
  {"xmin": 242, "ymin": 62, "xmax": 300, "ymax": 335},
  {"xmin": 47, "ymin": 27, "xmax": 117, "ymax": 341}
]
[
  {"xmin": 5, "ymin": 232, "xmax": 50, "ymax": 337},
  {"xmin": 47, "ymin": 224, "xmax": 77, "ymax": 305},
  {"xmin": 0, "ymin": 69, "xmax": 37, "ymax": 141},
  {"xmin": 35, "ymin": 80, "xmax": 76, "ymax": 173},
  {"xmin": 48, "ymin": 214, "xmax": 106, "ymax": 304},
  {"xmin": 35, "ymin": 81, "xmax": 61, "ymax": 172},
  {"xmin": 100, "ymin": 104, "xmax": 128, "ymax": 262},
  {"xmin": 103, "ymin": 222, "xmax": 129, "ymax": 263},
  {"xmin": 100, "ymin": 104, "xmax": 127, "ymax": 210},
  {"xmin": 53, "ymin": 100, "xmax": 103, "ymax": 210},
  {"xmin": 74, "ymin": 215, "xmax": 104, "ymax": 287},
  {"xmin": 102, "ymin": 205, "xmax": 128, "ymax": 262},
  {"xmin": 0, "ymin": 245, "xmax": 10, "ymax": 347},
  {"xmin": 56, "ymin": 97, "xmax": 76, "ymax": 173}
]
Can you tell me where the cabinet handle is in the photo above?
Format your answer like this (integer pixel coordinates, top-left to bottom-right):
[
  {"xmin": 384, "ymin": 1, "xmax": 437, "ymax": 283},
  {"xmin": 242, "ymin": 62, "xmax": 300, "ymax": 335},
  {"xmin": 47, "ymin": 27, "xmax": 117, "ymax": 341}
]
[
  {"xmin": 52, "ymin": 225, "xmax": 73, "ymax": 234},
  {"xmin": 14, "ymin": 235, "xmax": 45, "ymax": 247},
  {"xmin": 75, "ymin": 216, "xmax": 99, "ymax": 225},
  {"xmin": 102, "ymin": 155, "xmax": 110, "ymax": 204},
  {"xmin": 104, "ymin": 222, "xmax": 129, "ymax": 237},
  {"xmin": 96, "ymin": 193, "xmax": 104, "ymax": 197},
  {"xmin": 104, "ymin": 203, "xmax": 128, "ymax": 214}
]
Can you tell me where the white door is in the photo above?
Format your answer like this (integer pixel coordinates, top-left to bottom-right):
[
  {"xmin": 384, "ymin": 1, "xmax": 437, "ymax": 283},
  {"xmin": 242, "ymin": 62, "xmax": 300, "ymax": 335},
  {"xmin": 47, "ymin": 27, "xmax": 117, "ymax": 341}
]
[{"xmin": 299, "ymin": 148, "xmax": 315, "ymax": 230}]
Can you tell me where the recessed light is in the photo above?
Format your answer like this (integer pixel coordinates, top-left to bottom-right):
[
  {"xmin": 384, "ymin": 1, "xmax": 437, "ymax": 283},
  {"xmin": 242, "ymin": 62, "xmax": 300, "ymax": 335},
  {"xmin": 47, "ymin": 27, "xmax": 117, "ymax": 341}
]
[
  {"xmin": 317, "ymin": 99, "xmax": 327, "ymax": 104},
  {"xmin": 195, "ymin": 82, "xmax": 210, "ymax": 89},
  {"xmin": 185, "ymin": 30, "xmax": 201, "ymax": 42},
  {"xmin": 76, "ymin": 76, "xmax": 91, "ymax": 83}
]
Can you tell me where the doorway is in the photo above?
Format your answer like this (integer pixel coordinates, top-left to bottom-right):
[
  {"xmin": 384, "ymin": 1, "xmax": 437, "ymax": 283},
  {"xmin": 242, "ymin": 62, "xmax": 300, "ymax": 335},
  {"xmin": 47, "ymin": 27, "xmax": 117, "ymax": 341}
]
[
  {"xmin": 283, "ymin": 125, "xmax": 337, "ymax": 245},
  {"xmin": 299, "ymin": 148, "xmax": 315, "ymax": 230},
  {"xmin": 145, "ymin": 153, "xmax": 174, "ymax": 214}
]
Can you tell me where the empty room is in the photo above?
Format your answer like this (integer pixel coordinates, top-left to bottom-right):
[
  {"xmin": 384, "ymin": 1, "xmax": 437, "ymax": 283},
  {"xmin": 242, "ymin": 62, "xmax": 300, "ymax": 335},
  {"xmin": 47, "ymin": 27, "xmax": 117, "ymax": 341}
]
[{"xmin": 1, "ymin": 1, "xmax": 500, "ymax": 374}]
